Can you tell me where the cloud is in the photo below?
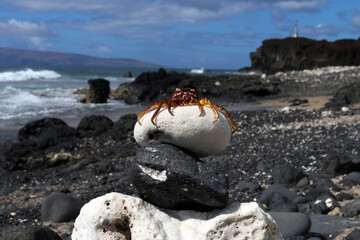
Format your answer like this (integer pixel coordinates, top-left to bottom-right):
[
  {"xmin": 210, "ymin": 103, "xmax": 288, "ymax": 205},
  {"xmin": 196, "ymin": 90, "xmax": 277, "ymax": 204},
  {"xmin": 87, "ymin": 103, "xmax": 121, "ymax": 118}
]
[
  {"xmin": 299, "ymin": 23, "xmax": 342, "ymax": 39},
  {"xmin": 272, "ymin": 0, "xmax": 324, "ymax": 12},
  {"xmin": 0, "ymin": 19, "xmax": 58, "ymax": 37}
]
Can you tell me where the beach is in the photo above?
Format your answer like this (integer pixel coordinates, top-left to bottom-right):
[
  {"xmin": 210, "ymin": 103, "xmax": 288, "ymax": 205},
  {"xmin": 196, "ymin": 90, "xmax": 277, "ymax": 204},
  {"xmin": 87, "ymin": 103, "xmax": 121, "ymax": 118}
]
[{"xmin": 1, "ymin": 66, "xmax": 360, "ymax": 239}]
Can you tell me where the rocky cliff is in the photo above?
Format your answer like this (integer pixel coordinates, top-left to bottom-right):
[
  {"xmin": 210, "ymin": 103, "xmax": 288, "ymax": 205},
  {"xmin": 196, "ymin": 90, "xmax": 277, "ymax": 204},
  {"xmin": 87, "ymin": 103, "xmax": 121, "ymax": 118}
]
[{"xmin": 250, "ymin": 37, "xmax": 360, "ymax": 73}]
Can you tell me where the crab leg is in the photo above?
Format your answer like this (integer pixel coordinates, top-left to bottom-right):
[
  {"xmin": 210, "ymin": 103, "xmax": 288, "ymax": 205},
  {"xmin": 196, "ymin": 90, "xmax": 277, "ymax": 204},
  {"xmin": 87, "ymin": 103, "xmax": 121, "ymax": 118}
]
[
  {"xmin": 200, "ymin": 98, "xmax": 237, "ymax": 134},
  {"xmin": 137, "ymin": 102, "xmax": 162, "ymax": 125},
  {"xmin": 150, "ymin": 99, "xmax": 171, "ymax": 125}
]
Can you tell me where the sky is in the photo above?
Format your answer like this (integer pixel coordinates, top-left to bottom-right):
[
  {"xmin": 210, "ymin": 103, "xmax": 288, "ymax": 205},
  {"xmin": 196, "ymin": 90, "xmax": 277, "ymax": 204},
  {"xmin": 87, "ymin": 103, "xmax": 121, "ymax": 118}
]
[{"xmin": 0, "ymin": 0, "xmax": 359, "ymax": 69}]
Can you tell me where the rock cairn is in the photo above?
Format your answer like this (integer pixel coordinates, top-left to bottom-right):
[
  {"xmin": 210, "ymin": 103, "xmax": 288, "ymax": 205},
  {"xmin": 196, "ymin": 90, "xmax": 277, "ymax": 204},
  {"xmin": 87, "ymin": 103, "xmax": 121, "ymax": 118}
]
[{"xmin": 72, "ymin": 105, "xmax": 283, "ymax": 239}]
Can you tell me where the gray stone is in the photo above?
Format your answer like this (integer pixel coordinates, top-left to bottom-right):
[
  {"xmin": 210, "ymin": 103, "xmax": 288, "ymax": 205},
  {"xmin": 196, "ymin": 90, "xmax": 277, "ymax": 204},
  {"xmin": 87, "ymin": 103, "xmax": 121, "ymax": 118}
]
[
  {"xmin": 259, "ymin": 185, "xmax": 299, "ymax": 212},
  {"xmin": 41, "ymin": 192, "xmax": 84, "ymax": 222},
  {"xmin": 132, "ymin": 144, "xmax": 229, "ymax": 211},
  {"xmin": 310, "ymin": 214, "xmax": 360, "ymax": 239},
  {"xmin": 344, "ymin": 172, "xmax": 360, "ymax": 184},
  {"xmin": 272, "ymin": 164, "xmax": 306, "ymax": 187},
  {"xmin": 341, "ymin": 197, "xmax": 360, "ymax": 217},
  {"xmin": 268, "ymin": 212, "xmax": 311, "ymax": 238}
]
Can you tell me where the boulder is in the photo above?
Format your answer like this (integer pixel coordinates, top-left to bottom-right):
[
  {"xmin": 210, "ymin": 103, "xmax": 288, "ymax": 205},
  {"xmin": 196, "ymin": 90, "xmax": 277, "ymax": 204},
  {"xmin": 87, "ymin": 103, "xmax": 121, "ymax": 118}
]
[
  {"xmin": 111, "ymin": 114, "xmax": 137, "ymax": 140},
  {"xmin": 112, "ymin": 68, "xmax": 279, "ymax": 105},
  {"xmin": 134, "ymin": 106, "xmax": 232, "ymax": 158},
  {"xmin": 72, "ymin": 192, "xmax": 283, "ymax": 240},
  {"xmin": 132, "ymin": 144, "xmax": 229, "ymax": 211},
  {"xmin": 77, "ymin": 115, "xmax": 113, "ymax": 137},
  {"xmin": 87, "ymin": 78, "xmax": 110, "ymax": 103},
  {"xmin": 326, "ymin": 81, "xmax": 360, "ymax": 108},
  {"xmin": 41, "ymin": 192, "xmax": 84, "ymax": 222}
]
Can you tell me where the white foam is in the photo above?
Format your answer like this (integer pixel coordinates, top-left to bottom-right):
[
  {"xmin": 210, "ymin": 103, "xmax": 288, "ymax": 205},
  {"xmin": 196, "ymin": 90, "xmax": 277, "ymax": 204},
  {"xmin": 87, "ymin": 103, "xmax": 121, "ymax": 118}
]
[{"xmin": 0, "ymin": 68, "xmax": 61, "ymax": 82}]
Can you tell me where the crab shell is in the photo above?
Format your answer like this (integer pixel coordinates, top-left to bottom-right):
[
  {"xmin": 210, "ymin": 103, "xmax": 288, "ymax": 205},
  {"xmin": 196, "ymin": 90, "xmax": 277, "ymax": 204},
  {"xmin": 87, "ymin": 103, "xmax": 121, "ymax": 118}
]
[{"xmin": 134, "ymin": 105, "xmax": 232, "ymax": 158}]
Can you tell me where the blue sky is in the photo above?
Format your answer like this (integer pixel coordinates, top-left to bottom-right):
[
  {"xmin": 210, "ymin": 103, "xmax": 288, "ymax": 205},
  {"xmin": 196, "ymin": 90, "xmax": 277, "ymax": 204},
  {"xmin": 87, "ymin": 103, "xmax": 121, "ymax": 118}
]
[{"xmin": 0, "ymin": 0, "xmax": 359, "ymax": 69}]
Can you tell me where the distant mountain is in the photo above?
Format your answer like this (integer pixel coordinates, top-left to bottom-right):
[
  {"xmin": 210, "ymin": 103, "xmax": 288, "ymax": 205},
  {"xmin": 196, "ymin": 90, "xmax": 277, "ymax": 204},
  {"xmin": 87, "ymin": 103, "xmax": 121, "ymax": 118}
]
[{"xmin": 0, "ymin": 47, "xmax": 162, "ymax": 68}]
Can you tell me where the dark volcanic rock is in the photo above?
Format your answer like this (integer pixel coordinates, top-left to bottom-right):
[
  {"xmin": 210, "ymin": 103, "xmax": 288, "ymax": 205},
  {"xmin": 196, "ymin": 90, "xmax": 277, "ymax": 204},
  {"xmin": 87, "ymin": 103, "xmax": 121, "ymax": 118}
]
[
  {"xmin": 18, "ymin": 118, "xmax": 78, "ymax": 145},
  {"xmin": 77, "ymin": 115, "xmax": 113, "ymax": 137},
  {"xmin": 259, "ymin": 185, "xmax": 299, "ymax": 212},
  {"xmin": 88, "ymin": 78, "xmax": 110, "ymax": 103},
  {"xmin": 268, "ymin": 212, "xmax": 311, "ymax": 238},
  {"xmin": 112, "ymin": 68, "xmax": 279, "ymax": 105},
  {"xmin": 325, "ymin": 148, "xmax": 360, "ymax": 176},
  {"xmin": 272, "ymin": 164, "xmax": 307, "ymax": 187},
  {"xmin": 5, "ymin": 118, "xmax": 79, "ymax": 169},
  {"xmin": 2, "ymin": 225, "xmax": 62, "ymax": 240},
  {"xmin": 341, "ymin": 197, "xmax": 360, "ymax": 218},
  {"xmin": 344, "ymin": 172, "xmax": 360, "ymax": 184},
  {"xmin": 326, "ymin": 81, "xmax": 360, "ymax": 108},
  {"xmin": 310, "ymin": 215, "xmax": 360, "ymax": 239},
  {"xmin": 250, "ymin": 37, "xmax": 360, "ymax": 73},
  {"xmin": 132, "ymin": 144, "xmax": 229, "ymax": 211},
  {"xmin": 111, "ymin": 114, "xmax": 137, "ymax": 140},
  {"xmin": 41, "ymin": 192, "xmax": 84, "ymax": 222}
]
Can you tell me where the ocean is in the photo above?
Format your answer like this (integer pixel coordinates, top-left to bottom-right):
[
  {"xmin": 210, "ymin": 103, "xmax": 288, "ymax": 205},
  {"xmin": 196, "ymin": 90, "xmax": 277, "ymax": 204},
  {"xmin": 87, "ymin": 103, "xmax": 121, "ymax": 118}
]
[{"xmin": 0, "ymin": 67, "xmax": 246, "ymax": 129}]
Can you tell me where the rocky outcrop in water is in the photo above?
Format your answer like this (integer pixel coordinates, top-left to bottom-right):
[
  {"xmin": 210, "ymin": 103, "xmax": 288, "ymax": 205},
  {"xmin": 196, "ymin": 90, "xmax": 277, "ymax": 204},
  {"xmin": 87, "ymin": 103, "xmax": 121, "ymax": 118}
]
[
  {"xmin": 111, "ymin": 68, "xmax": 279, "ymax": 104},
  {"xmin": 250, "ymin": 37, "xmax": 360, "ymax": 73}
]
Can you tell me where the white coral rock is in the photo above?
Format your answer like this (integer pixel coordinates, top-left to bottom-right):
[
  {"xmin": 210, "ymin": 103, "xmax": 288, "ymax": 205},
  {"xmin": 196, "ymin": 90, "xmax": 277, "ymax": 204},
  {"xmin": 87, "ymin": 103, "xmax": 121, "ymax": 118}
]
[
  {"xmin": 72, "ymin": 192, "xmax": 283, "ymax": 240},
  {"xmin": 134, "ymin": 106, "xmax": 232, "ymax": 158}
]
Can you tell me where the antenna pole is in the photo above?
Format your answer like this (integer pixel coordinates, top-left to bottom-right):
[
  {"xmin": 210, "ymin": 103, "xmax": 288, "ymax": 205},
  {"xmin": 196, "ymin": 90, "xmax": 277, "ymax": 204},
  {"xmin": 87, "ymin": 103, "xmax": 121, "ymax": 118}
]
[{"xmin": 294, "ymin": 20, "xmax": 298, "ymax": 38}]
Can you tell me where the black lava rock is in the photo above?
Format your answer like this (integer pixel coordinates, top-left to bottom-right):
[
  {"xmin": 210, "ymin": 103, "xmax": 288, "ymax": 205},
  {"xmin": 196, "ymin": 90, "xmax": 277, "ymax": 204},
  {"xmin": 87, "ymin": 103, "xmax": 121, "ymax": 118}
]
[
  {"xmin": 310, "ymin": 215, "xmax": 360, "ymax": 239},
  {"xmin": 132, "ymin": 144, "xmax": 229, "ymax": 211},
  {"xmin": 344, "ymin": 172, "xmax": 360, "ymax": 184},
  {"xmin": 88, "ymin": 78, "xmax": 110, "ymax": 103},
  {"xmin": 341, "ymin": 197, "xmax": 360, "ymax": 218},
  {"xmin": 111, "ymin": 114, "xmax": 137, "ymax": 140},
  {"xmin": 346, "ymin": 229, "xmax": 360, "ymax": 240},
  {"xmin": 41, "ymin": 192, "xmax": 84, "ymax": 222},
  {"xmin": 326, "ymin": 81, "xmax": 360, "ymax": 108},
  {"xmin": 18, "ymin": 118, "xmax": 78, "ymax": 148},
  {"xmin": 259, "ymin": 185, "xmax": 299, "ymax": 212},
  {"xmin": 272, "ymin": 164, "xmax": 307, "ymax": 187},
  {"xmin": 268, "ymin": 212, "xmax": 311, "ymax": 238},
  {"xmin": 77, "ymin": 115, "xmax": 113, "ymax": 137},
  {"xmin": 2, "ymin": 226, "xmax": 62, "ymax": 240},
  {"xmin": 325, "ymin": 148, "xmax": 360, "ymax": 176}
]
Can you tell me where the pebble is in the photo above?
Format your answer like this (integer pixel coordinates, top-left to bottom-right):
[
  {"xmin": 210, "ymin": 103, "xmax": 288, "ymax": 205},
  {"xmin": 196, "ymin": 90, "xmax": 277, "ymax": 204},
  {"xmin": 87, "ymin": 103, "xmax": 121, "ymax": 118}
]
[
  {"xmin": 41, "ymin": 192, "xmax": 84, "ymax": 222},
  {"xmin": 340, "ymin": 197, "xmax": 360, "ymax": 218},
  {"xmin": 259, "ymin": 185, "xmax": 299, "ymax": 212},
  {"xmin": 344, "ymin": 172, "xmax": 360, "ymax": 184},
  {"xmin": 268, "ymin": 212, "xmax": 311, "ymax": 238}
]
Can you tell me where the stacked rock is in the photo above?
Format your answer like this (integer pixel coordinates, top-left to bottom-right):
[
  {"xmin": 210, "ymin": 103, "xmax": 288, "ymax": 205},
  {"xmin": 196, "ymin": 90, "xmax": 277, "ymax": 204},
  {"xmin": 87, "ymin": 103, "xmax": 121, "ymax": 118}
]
[
  {"xmin": 132, "ymin": 106, "xmax": 232, "ymax": 211},
  {"xmin": 72, "ymin": 105, "xmax": 283, "ymax": 239}
]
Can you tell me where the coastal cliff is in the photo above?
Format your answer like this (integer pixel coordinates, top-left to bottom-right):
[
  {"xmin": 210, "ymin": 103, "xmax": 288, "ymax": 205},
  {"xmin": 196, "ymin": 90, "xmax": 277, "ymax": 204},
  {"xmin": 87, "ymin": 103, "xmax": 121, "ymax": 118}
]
[{"xmin": 250, "ymin": 37, "xmax": 360, "ymax": 73}]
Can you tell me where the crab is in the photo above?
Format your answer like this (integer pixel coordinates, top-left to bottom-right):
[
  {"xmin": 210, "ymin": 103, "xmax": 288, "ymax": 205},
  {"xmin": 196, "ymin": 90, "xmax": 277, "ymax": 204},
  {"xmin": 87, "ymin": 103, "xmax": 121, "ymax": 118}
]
[{"xmin": 137, "ymin": 87, "xmax": 237, "ymax": 133}]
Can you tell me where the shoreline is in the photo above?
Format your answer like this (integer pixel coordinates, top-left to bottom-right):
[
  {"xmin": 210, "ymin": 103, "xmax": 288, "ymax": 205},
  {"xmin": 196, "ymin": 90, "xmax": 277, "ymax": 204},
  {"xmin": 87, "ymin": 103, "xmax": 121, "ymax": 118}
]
[{"xmin": 0, "ymin": 95, "xmax": 333, "ymax": 143}]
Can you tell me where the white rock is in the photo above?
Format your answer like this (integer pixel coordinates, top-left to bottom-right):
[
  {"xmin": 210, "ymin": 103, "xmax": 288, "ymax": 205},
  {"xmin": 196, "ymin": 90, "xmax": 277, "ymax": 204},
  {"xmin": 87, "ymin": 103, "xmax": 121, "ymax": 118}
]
[
  {"xmin": 72, "ymin": 192, "xmax": 283, "ymax": 240},
  {"xmin": 134, "ymin": 106, "xmax": 232, "ymax": 158}
]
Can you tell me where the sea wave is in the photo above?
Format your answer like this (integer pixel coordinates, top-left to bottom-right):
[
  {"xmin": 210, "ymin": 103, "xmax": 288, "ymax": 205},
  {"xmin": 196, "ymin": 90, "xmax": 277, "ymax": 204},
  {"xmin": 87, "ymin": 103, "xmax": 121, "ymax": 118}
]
[{"xmin": 0, "ymin": 68, "xmax": 61, "ymax": 82}]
